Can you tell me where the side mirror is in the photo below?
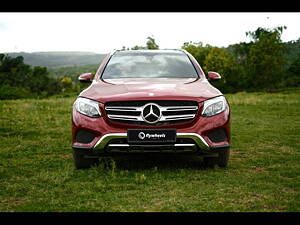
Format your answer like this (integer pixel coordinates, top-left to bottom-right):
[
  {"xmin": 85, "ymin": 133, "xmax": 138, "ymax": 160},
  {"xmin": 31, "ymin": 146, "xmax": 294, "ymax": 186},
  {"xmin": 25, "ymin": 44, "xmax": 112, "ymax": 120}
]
[
  {"xmin": 78, "ymin": 73, "xmax": 93, "ymax": 83},
  {"xmin": 207, "ymin": 71, "xmax": 221, "ymax": 81}
]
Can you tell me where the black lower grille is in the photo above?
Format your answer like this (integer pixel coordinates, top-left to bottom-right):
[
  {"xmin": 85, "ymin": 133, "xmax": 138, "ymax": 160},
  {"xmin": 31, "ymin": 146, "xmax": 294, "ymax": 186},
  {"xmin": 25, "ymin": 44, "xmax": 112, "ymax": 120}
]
[
  {"xmin": 75, "ymin": 130, "xmax": 96, "ymax": 143},
  {"xmin": 107, "ymin": 137, "xmax": 196, "ymax": 145},
  {"xmin": 207, "ymin": 129, "xmax": 227, "ymax": 143}
]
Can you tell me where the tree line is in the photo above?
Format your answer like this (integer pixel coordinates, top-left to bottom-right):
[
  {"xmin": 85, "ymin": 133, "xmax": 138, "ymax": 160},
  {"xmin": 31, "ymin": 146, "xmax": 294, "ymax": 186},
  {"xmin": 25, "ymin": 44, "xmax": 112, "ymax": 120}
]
[
  {"xmin": 1, "ymin": 27, "xmax": 300, "ymax": 99},
  {"xmin": 0, "ymin": 54, "xmax": 63, "ymax": 99},
  {"xmin": 119, "ymin": 30, "xmax": 300, "ymax": 93},
  {"xmin": 182, "ymin": 26, "xmax": 300, "ymax": 93}
]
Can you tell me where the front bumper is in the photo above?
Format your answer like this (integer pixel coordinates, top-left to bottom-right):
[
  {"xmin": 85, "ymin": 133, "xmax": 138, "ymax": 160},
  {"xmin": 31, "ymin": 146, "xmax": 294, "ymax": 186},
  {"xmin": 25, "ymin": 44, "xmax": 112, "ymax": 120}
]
[
  {"xmin": 72, "ymin": 131, "xmax": 230, "ymax": 155},
  {"xmin": 73, "ymin": 132, "xmax": 231, "ymax": 155},
  {"xmin": 92, "ymin": 132, "xmax": 210, "ymax": 152}
]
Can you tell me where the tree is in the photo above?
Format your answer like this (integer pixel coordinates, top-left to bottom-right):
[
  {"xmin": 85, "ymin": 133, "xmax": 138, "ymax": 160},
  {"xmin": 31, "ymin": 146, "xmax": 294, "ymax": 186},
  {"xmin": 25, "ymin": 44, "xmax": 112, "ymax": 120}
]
[
  {"xmin": 121, "ymin": 46, "xmax": 130, "ymax": 51},
  {"xmin": 0, "ymin": 53, "xmax": 63, "ymax": 98},
  {"xmin": 246, "ymin": 26, "xmax": 286, "ymax": 42},
  {"xmin": 61, "ymin": 77, "xmax": 73, "ymax": 91},
  {"xmin": 131, "ymin": 45, "xmax": 146, "ymax": 50},
  {"xmin": 286, "ymin": 52, "xmax": 300, "ymax": 86},
  {"xmin": 146, "ymin": 36, "xmax": 159, "ymax": 49},
  {"xmin": 246, "ymin": 26, "xmax": 287, "ymax": 89},
  {"xmin": 227, "ymin": 42, "xmax": 252, "ymax": 65},
  {"xmin": 204, "ymin": 47, "xmax": 240, "ymax": 92},
  {"xmin": 28, "ymin": 66, "xmax": 50, "ymax": 94},
  {"xmin": 130, "ymin": 36, "xmax": 160, "ymax": 50},
  {"xmin": 0, "ymin": 54, "xmax": 32, "ymax": 87},
  {"xmin": 182, "ymin": 42, "xmax": 212, "ymax": 69}
]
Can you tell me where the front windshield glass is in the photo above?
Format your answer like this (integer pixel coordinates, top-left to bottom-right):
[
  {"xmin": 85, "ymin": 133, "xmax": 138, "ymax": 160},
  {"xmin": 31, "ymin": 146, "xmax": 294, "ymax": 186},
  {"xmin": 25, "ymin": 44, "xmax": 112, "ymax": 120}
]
[{"xmin": 101, "ymin": 51, "xmax": 199, "ymax": 79}]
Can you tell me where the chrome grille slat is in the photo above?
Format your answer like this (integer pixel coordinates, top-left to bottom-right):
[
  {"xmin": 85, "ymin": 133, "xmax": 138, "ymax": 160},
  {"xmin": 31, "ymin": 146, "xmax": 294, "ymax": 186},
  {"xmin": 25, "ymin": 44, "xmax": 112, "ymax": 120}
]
[
  {"xmin": 107, "ymin": 114, "xmax": 143, "ymax": 121},
  {"xmin": 105, "ymin": 101, "xmax": 198, "ymax": 125},
  {"xmin": 162, "ymin": 106, "xmax": 198, "ymax": 111},
  {"xmin": 105, "ymin": 106, "xmax": 198, "ymax": 111},
  {"xmin": 105, "ymin": 106, "xmax": 142, "ymax": 111},
  {"xmin": 161, "ymin": 114, "xmax": 196, "ymax": 121}
]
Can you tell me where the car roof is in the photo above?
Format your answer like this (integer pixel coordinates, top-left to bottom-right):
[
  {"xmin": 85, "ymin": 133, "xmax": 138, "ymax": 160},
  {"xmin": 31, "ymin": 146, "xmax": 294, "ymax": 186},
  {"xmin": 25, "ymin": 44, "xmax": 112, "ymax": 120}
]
[{"xmin": 114, "ymin": 49, "xmax": 187, "ymax": 55}]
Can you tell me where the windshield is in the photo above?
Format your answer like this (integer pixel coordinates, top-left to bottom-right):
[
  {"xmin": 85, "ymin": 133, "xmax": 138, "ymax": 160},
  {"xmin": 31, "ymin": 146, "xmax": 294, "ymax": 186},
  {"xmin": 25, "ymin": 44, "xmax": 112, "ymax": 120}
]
[{"xmin": 101, "ymin": 51, "xmax": 199, "ymax": 79}]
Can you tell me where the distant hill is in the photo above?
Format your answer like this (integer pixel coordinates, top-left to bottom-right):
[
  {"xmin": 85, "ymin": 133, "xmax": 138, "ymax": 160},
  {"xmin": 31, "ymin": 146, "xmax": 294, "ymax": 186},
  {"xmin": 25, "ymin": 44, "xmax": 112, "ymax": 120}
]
[
  {"xmin": 47, "ymin": 64, "xmax": 100, "ymax": 80},
  {"xmin": 5, "ymin": 51, "xmax": 107, "ymax": 68}
]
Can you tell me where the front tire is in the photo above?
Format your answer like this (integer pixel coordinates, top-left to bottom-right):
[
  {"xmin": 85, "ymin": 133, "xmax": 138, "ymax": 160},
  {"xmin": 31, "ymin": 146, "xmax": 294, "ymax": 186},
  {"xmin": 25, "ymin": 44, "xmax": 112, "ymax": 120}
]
[
  {"xmin": 203, "ymin": 147, "xmax": 230, "ymax": 168},
  {"xmin": 72, "ymin": 149, "xmax": 99, "ymax": 169},
  {"xmin": 217, "ymin": 147, "xmax": 230, "ymax": 168},
  {"xmin": 203, "ymin": 156, "xmax": 216, "ymax": 168}
]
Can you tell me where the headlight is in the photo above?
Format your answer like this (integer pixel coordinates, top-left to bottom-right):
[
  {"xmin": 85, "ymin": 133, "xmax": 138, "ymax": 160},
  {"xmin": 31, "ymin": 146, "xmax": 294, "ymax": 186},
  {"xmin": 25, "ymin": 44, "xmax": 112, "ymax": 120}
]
[
  {"xmin": 201, "ymin": 96, "xmax": 227, "ymax": 117},
  {"xmin": 74, "ymin": 97, "xmax": 101, "ymax": 118}
]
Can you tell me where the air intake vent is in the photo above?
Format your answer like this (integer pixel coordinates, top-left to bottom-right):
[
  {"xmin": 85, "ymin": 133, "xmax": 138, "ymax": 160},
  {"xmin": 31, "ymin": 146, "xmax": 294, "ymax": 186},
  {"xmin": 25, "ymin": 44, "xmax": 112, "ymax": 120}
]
[
  {"xmin": 75, "ymin": 130, "xmax": 96, "ymax": 143},
  {"xmin": 207, "ymin": 129, "xmax": 227, "ymax": 143}
]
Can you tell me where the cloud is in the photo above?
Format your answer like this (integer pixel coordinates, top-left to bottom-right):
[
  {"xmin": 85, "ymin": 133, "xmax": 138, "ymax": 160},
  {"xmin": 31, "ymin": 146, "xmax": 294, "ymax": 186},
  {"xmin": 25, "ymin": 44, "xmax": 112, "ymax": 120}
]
[
  {"xmin": 0, "ymin": 13, "xmax": 300, "ymax": 53},
  {"xmin": 0, "ymin": 21, "xmax": 7, "ymax": 29}
]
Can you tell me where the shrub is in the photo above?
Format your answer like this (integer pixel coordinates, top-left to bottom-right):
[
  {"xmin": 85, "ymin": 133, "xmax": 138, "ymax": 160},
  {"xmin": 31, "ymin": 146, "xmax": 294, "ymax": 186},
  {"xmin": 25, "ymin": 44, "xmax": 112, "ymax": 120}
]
[{"xmin": 0, "ymin": 85, "xmax": 35, "ymax": 100}]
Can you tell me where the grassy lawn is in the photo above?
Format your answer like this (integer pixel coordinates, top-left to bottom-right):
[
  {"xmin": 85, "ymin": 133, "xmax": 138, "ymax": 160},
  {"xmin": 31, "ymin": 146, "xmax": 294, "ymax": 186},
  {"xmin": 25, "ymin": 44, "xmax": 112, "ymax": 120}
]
[{"xmin": 0, "ymin": 88, "xmax": 299, "ymax": 212}]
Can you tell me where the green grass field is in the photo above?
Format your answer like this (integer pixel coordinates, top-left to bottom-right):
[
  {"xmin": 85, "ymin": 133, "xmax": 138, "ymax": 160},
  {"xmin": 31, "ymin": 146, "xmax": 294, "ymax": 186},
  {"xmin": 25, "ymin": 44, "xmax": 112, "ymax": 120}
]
[{"xmin": 0, "ymin": 88, "xmax": 299, "ymax": 212}]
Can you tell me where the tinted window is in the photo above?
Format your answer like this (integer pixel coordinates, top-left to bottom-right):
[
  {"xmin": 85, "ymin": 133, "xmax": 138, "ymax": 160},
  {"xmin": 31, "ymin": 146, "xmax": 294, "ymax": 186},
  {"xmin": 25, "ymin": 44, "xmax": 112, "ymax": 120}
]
[{"xmin": 101, "ymin": 51, "xmax": 199, "ymax": 79}]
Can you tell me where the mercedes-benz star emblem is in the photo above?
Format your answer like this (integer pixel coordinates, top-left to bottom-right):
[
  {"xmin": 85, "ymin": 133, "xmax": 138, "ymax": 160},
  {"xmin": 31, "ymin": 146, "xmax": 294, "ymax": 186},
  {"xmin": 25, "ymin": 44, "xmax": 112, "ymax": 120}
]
[{"xmin": 141, "ymin": 103, "xmax": 162, "ymax": 124}]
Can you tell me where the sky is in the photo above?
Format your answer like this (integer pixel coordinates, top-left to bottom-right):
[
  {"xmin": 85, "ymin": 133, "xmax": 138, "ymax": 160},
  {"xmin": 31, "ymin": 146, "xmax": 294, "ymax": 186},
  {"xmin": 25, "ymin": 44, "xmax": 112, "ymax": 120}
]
[{"xmin": 0, "ymin": 12, "xmax": 300, "ymax": 54}]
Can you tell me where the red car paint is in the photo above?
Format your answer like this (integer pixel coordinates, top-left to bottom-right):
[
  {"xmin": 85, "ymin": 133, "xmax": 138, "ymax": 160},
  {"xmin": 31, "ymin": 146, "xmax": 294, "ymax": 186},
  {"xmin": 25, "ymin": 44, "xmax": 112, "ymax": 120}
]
[
  {"xmin": 79, "ymin": 77, "xmax": 221, "ymax": 103},
  {"xmin": 72, "ymin": 50, "xmax": 230, "ymax": 152}
]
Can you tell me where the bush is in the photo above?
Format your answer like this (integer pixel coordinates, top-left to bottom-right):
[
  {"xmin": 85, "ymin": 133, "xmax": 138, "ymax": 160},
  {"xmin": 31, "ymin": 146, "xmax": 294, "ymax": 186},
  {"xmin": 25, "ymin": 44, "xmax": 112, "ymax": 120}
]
[
  {"xmin": 0, "ymin": 54, "xmax": 63, "ymax": 99},
  {"xmin": 0, "ymin": 85, "xmax": 35, "ymax": 100}
]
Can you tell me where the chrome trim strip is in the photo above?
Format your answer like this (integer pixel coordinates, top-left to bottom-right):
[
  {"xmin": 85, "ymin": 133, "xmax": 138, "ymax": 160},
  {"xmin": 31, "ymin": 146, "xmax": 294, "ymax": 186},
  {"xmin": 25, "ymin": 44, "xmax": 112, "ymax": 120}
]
[
  {"xmin": 108, "ymin": 144, "xmax": 130, "ymax": 147},
  {"xmin": 107, "ymin": 114, "xmax": 196, "ymax": 122},
  {"xmin": 107, "ymin": 143, "xmax": 195, "ymax": 148},
  {"xmin": 160, "ymin": 114, "xmax": 196, "ymax": 121},
  {"xmin": 174, "ymin": 144, "xmax": 195, "ymax": 147},
  {"xmin": 105, "ymin": 105, "xmax": 198, "ymax": 111},
  {"xmin": 107, "ymin": 114, "xmax": 143, "ymax": 121},
  {"xmin": 93, "ymin": 132, "xmax": 209, "ymax": 150},
  {"xmin": 94, "ymin": 133, "xmax": 127, "ymax": 150},
  {"xmin": 162, "ymin": 106, "xmax": 198, "ymax": 111},
  {"xmin": 176, "ymin": 133, "xmax": 209, "ymax": 150},
  {"xmin": 105, "ymin": 106, "xmax": 143, "ymax": 111}
]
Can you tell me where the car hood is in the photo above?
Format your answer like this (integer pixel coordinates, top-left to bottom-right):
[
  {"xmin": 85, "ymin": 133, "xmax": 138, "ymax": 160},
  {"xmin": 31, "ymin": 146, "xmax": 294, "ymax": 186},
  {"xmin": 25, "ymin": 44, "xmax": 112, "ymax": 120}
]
[{"xmin": 79, "ymin": 78, "xmax": 222, "ymax": 103}]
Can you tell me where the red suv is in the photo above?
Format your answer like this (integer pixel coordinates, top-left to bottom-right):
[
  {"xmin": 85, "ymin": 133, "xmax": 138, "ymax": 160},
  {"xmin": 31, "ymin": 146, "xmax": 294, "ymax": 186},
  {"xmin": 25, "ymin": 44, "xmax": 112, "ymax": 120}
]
[{"xmin": 72, "ymin": 50, "xmax": 230, "ymax": 169}]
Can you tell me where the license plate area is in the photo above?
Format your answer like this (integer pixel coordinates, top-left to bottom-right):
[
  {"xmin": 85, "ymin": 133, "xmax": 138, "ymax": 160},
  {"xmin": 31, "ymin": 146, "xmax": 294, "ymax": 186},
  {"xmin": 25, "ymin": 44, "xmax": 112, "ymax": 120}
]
[{"xmin": 127, "ymin": 129, "xmax": 176, "ymax": 144}]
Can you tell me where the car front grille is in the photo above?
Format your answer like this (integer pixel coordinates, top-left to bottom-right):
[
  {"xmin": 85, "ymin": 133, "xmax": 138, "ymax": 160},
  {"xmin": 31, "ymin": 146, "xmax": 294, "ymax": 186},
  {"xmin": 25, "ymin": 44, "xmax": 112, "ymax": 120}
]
[{"xmin": 105, "ymin": 100, "xmax": 198, "ymax": 126}]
